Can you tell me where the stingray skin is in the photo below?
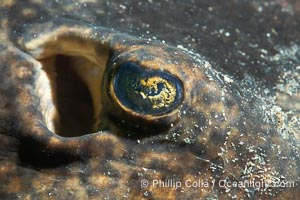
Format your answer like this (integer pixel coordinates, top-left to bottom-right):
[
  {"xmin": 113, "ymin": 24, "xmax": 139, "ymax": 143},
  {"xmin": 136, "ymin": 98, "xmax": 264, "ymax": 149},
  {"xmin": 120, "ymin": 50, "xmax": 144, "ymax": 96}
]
[{"xmin": 0, "ymin": 0, "xmax": 299, "ymax": 199}]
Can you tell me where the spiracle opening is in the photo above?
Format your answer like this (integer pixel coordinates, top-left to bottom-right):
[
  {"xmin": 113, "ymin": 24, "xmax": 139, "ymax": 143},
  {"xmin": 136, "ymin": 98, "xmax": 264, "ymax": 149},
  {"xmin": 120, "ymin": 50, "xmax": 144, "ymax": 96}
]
[
  {"xmin": 37, "ymin": 54, "xmax": 103, "ymax": 137},
  {"xmin": 29, "ymin": 36, "xmax": 110, "ymax": 137}
]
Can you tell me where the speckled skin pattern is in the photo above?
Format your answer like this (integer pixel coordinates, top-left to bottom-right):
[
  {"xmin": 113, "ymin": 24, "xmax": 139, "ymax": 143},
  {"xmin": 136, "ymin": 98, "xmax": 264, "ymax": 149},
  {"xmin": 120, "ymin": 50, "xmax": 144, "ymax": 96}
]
[{"xmin": 0, "ymin": 0, "xmax": 299, "ymax": 199}]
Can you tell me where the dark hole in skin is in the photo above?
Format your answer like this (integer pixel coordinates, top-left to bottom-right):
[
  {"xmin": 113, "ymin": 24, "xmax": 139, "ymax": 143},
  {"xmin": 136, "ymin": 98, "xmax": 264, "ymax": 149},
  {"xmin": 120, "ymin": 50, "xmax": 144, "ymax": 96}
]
[{"xmin": 54, "ymin": 55, "xmax": 94, "ymax": 137}]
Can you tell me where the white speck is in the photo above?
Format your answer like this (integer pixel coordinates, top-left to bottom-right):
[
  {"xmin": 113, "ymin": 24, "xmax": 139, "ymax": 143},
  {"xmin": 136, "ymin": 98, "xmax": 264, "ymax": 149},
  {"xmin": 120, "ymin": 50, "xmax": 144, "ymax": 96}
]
[
  {"xmin": 184, "ymin": 138, "xmax": 191, "ymax": 143},
  {"xmin": 220, "ymin": 147, "xmax": 226, "ymax": 153},
  {"xmin": 261, "ymin": 49, "xmax": 268, "ymax": 54},
  {"xmin": 225, "ymin": 32, "xmax": 230, "ymax": 37},
  {"xmin": 235, "ymin": 28, "xmax": 240, "ymax": 33},
  {"xmin": 271, "ymin": 28, "xmax": 278, "ymax": 35},
  {"xmin": 143, "ymin": 191, "xmax": 149, "ymax": 196},
  {"xmin": 204, "ymin": 61, "xmax": 212, "ymax": 68},
  {"xmin": 177, "ymin": 44, "xmax": 188, "ymax": 51},
  {"xmin": 119, "ymin": 4, "xmax": 126, "ymax": 9},
  {"xmin": 224, "ymin": 75, "xmax": 234, "ymax": 83},
  {"xmin": 142, "ymin": 167, "xmax": 148, "ymax": 171}
]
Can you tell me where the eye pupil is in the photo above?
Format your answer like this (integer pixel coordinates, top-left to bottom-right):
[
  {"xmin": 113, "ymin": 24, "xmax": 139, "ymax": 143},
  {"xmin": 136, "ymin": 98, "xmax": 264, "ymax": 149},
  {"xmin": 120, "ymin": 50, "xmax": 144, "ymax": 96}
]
[{"xmin": 113, "ymin": 62, "xmax": 183, "ymax": 115}]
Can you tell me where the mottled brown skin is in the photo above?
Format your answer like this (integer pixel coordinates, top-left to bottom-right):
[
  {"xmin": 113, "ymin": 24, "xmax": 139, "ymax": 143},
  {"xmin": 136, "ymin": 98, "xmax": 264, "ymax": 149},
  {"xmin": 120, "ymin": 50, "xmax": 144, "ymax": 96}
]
[{"xmin": 0, "ymin": 0, "xmax": 299, "ymax": 199}]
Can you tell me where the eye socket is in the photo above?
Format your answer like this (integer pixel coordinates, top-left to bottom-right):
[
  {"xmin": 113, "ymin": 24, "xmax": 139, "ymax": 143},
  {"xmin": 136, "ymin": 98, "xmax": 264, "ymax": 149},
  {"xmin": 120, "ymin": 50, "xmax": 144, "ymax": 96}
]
[{"xmin": 113, "ymin": 62, "xmax": 184, "ymax": 116}]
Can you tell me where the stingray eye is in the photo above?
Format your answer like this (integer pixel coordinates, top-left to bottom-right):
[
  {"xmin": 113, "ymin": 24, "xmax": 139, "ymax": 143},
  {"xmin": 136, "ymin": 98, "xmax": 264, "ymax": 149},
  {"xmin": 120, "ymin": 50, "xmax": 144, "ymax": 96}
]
[
  {"xmin": 102, "ymin": 61, "xmax": 184, "ymax": 138},
  {"xmin": 113, "ymin": 62, "xmax": 183, "ymax": 116}
]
